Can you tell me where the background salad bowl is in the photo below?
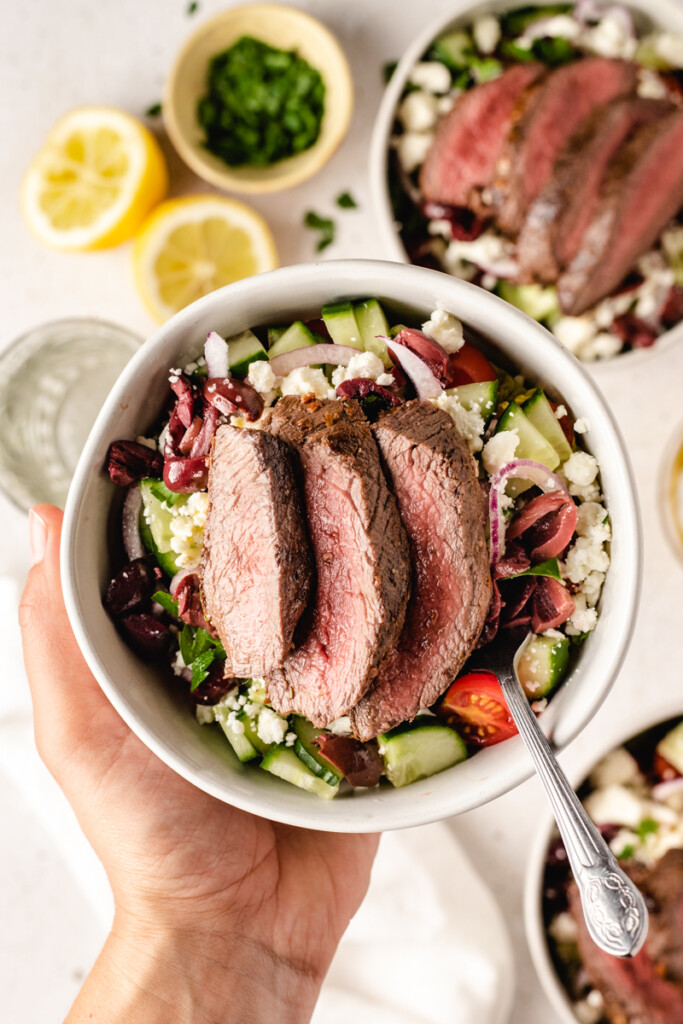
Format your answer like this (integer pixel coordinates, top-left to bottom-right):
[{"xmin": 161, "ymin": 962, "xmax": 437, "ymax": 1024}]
[
  {"xmin": 61, "ymin": 259, "xmax": 641, "ymax": 832},
  {"xmin": 369, "ymin": 0, "xmax": 683, "ymax": 371}
]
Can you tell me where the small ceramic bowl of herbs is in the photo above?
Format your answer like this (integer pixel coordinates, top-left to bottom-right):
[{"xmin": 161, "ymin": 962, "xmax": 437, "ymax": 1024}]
[{"xmin": 164, "ymin": 3, "xmax": 353, "ymax": 194}]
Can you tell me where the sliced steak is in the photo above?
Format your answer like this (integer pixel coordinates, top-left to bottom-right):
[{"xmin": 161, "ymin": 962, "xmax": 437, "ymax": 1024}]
[
  {"xmin": 568, "ymin": 851, "xmax": 683, "ymax": 1024},
  {"xmin": 266, "ymin": 409, "xmax": 411, "ymax": 726},
  {"xmin": 495, "ymin": 58, "xmax": 638, "ymax": 236},
  {"xmin": 349, "ymin": 401, "xmax": 491, "ymax": 741},
  {"xmin": 200, "ymin": 425, "xmax": 312, "ymax": 677},
  {"xmin": 558, "ymin": 109, "xmax": 683, "ymax": 314},
  {"xmin": 419, "ymin": 63, "xmax": 545, "ymax": 212},
  {"xmin": 265, "ymin": 394, "xmax": 366, "ymax": 447},
  {"xmin": 518, "ymin": 97, "xmax": 671, "ymax": 283}
]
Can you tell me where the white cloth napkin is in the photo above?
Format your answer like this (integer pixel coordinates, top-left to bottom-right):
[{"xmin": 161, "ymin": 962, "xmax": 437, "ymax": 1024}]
[{"xmin": 313, "ymin": 822, "xmax": 514, "ymax": 1024}]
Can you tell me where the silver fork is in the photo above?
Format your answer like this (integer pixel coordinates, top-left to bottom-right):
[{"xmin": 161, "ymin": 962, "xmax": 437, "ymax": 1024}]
[{"xmin": 474, "ymin": 635, "xmax": 649, "ymax": 958}]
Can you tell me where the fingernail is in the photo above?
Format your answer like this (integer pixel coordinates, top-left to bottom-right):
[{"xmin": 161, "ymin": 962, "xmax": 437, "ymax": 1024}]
[{"xmin": 29, "ymin": 508, "xmax": 47, "ymax": 565}]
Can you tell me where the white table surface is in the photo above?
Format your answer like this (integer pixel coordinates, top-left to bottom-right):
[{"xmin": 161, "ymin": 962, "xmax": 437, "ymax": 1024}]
[{"xmin": 2, "ymin": 1, "xmax": 683, "ymax": 1022}]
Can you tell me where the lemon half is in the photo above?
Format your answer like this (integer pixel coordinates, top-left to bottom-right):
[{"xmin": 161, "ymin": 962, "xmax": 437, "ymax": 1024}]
[
  {"xmin": 21, "ymin": 106, "xmax": 168, "ymax": 251},
  {"xmin": 132, "ymin": 195, "xmax": 278, "ymax": 322}
]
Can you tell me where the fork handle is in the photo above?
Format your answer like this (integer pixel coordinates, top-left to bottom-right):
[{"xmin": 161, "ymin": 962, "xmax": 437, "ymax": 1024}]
[{"xmin": 501, "ymin": 671, "xmax": 648, "ymax": 958}]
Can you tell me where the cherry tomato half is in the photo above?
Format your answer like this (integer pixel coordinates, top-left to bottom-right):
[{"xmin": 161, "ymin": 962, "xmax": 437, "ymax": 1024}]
[
  {"xmin": 437, "ymin": 670, "xmax": 518, "ymax": 747},
  {"xmin": 448, "ymin": 343, "xmax": 497, "ymax": 386}
]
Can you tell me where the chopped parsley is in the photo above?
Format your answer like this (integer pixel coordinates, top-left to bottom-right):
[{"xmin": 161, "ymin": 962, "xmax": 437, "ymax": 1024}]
[
  {"xmin": 336, "ymin": 191, "xmax": 358, "ymax": 209},
  {"xmin": 187, "ymin": 0, "xmax": 199, "ymax": 13},
  {"xmin": 145, "ymin": 102, "xmax": 162, "ymax": 118},
  {"xmin": 507, "ymin": 557, "xmax": 562, "ymax": 581},
  {"xmin": 636, "ymin": 817, "xmax": 659, "ymax": 839},
  {"xmin": 304, "ymin": 210, "xmax": 335, "ymax": 252},
  {"xmin": 617, "ymin": 844, "xmax": 636, "ymax": 861},
  {"xmin": 383, "ymin": 60, "xmax": 398, "ymax": 83},
  {"xmin": 152, "ymin": 591, "xmax": 179, "ymax": 617}
]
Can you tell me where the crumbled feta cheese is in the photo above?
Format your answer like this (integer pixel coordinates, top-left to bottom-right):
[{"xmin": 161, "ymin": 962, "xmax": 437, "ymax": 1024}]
[
  {"xmin": 637, "ymin": 67, "xmax": 669, "ymax": 99},
  {"xmin": 564, "ymin": 536, "xmax": 610, "ymax": 585},
  {"xmin": 583, "ymin": 784, "xmax": 645, "ymax": 828},
  {"xmin": 436, "ymin": 94, "xmax": 457, "ymax": 116},
  {"xmin": 257, "ymin": 707, "xmax": 289, "ymax": 746},
  {"xmin": 553, "ymin": 404, "xmax": 568, "ymax": 420},
  {"xmin": 421, "ymin": 309, "xmax": 465, "ymax": 353},
  {"xmin": 443, "ymin": 231, "xmax": 518, "ymax": 279},
  {"xmin": 158, "ymin": 423, "xmax": 169, "ymax": 454},
  {"xmin": 575, "ymin": 501, "xmax": 609, "ymax": 538},
  {"xmin": 482, "ymin": 429, "xmax": 519, "ymax": 476},
  {"xmin": 280, "ymin": 366, "xmax": 335, "ymax": 400},
  {"xmin": 168, "ymin": 491, "xmax": 210, "ymax": 569},
  {"xmin": 548, "ymin": 911, "xmax": 579, "ymax": 945},
  {"xmin": 574, "ymin": 998, "xmax": 604, "ymax": 1024},
  {"xmin": 434, "ymin": 392, "xmax": 486, "ymax": 454},
  {"xmin": 553, "ymin": 315, "xmax": 598, "ymax": 354},
  {"xmin": 409, "ymin": 61, "xmax": 452, "ymax": 94},
  {"xmin": 332, "ymin": 351, "xmax": 386, "ymax": 387},
  {"xmin": 329, "ymin": 716, "xmax": 352, "ymax": 736},
  {"xmin": 633, "ymin": 250, "xmax": 675, "ymax": 320},
  {"xmin": 581, "ymin": 570, "xmax": 605, "ymax": 607},
  {"xmin": 196, "ymin": 705, "xmax": 216, "ymax": 725},
  {"xmin": 247, "ymin": 359, "xmax": 278, "ymax": 394},
  {"xmin": 590, "ymin": 747, "xmax": 642, "ymax": 789},
  {"xmin": 563, "ymin": 502, "xmax": 610, "ymax": 586},
  {"xmin": 566, "ymin": 593, "xmax": 598, "ymax": 635},
  {"xmin": 564, "ymin": 451, "xmax": 599, "ymax": 488},
  {"xmin": 398, "ymin": 90, "xmax": 439, "ymax": 132},
  {"xmin": 651, "ymin": 31, "xmax": 683, "ymax": 69},
  {"xmin": 576, "ymin": 331, "xmax": 623, "ymax": 363},
  {"xmin": 395, "ymin": 131, "xmax": 434, "ymax": 173},
  {"xmin": 171, "ymin": 649, "xmax": 186, "ymax": 677},
  {"xmin": 581, "ymin": 13, "xmax": 637, "ymax": 59},
  {"xmin": 573, "ymin": 418, "xmax": 589, "ymax": 435},
  {"xmin": 519, "ymin": 14, "xmax": 580, "ymax": 46},
  {"xmin": 376, "ymin": 373, "xmax": 394, "ymax": 386},
  {"xmin": 473, "ymin": 14, "xmax": 501, "ymax": 54},
  {"xmin": 285, "ymin": 731, "xmax": 297, "ymax": 748}
]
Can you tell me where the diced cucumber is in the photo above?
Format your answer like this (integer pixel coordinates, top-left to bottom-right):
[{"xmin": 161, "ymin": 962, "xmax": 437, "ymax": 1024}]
[
  {"xmin": 261, "ymin": 745, "xmax": 339, "ymax": 799},
  {"xmin": 247, "ymin": 678, "xmax": 267, "ymax": 704},
  {"xmin": 516, "ymin": 634, "xmax": 569, "ymax": 699},
  {"xmin": 238, "ymin": 709, "xmax": 273, "ymax": 757},
  {"xmin": 322, "ymin": 301, "xmax": 363, "ymax": 350},
  {"xmin": 354, "ymin": 299, "xmax": 392, "ymax": 368},
  {"xmin": 214, "ymin": 707, "xmax": 260, "ymax": 763},
  {"xmin": 226, "ymin": 329, "xmax": 267, "ymax": 378},
  {"xmin": 268, "ymin": 326, "xmax": 288, "ymax": 347},
  {"xmin": 495, "ymin": 402, "xmax": 560, "ymax": 497},
  {"xmin": 268, "ymin": 321, "xmax": 318, "ymax": 359},
  {"xmin": 378, "ymin": 721, "xmax": 467, "ymax": 788},
  {"xmin": 497, "ymin": 282, "xmax": 560, "ymax": 324},
  {"xmin": 657, "ymin": 722, "xmax": 683, "ymax": 775},
  {"xmin": 454, "ymin": 380, "xmax": 499, "ymax": 421},
  {"xmin": 523, "ymin": 389, "xmax": 573, "ymax": 464},
  {"xmin": 431, "ymin": 29, "xmax": 473, "ymax": 69},
  {"xmin": 389, "ymin": 323, "xmax": 407, "ymax": 338},
  {"xmin": 291, "ymin": 717, "xmax": 342, "ymax": 785},
  {"xmin": 139, "ymin": 478, "xmax": 185, "ymax": 577}
]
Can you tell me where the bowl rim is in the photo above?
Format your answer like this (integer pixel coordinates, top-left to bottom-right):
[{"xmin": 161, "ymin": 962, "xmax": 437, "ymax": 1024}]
[
  {"xmin": 61, "ymin": 259, "xmax": 642, "ymax": 832},
  {"xmin": 523, "ymin": 695, "xmax": 683, "ymax": 1024},
  {"xmin": 163, "ymin": 2, "xmax": 354, "ymax": 195},
  {"xmin": 367, "ymin": 0, "xmax": 683, "ymax": 372}
]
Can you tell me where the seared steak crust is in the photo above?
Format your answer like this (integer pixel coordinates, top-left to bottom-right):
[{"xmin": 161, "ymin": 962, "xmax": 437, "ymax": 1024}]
[
  {"xmin": 266, "ymin": 403, "xmax": 411, "ymax": 726},
  {"xmin": 200, "ymin": 426, "xmax": 312, "ymax": 677},
  {"xmin": 349, "ymin": 401, "xmax": 491, "ymax": 741}
]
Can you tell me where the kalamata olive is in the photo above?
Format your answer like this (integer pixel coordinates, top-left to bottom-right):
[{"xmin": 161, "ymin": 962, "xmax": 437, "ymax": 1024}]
[
  {"xmin": 169, "ymin": 372, "xmax": 196, "ymax": 428},
  {"xmin": 336, "ymin": 377, "xmax": 403, "ymax": 413},
  {"xmin": 104, "ymin": 557, "xmax": 160, "ymax": 617},
  {"xmin": 392, "ymin": 328, "xmax": 452, "ymax": 386},
  {"xmin": 107, "ymin": 440, "xmax": 163, "ymax": 487},
  {"xmin": 163, "ymin": 456, "xmax": 208, "ymax": 493},
  {"xmin": 612, "ymin": 313, "xmax": 657, "ymax": 349},
  {"xmin": 190, "ymin": 404, "xmax": 218, "ymax": 459},
  {"xmin": 175, "ymin": 573, "xmax": 212, "ymax": 631},
  {"xmin": 119, "ymin": 614, "xmax": 173, "ymax": 657},
  {"xmin": 661, "ymin": 285, "xmax": 683, "ymax": 329},
  {"xmin": 421, "ymin": 202, "xmax": 487, "ymax": 242},
  {"xmin": 190, "ymin": 662, "xmax": 237, "ymax": 705},
  {"xmin": 179, "ymin": 416, "xmax": 203, "ymax": 455},
  {"xmin": 204, "ymin": 377, "xmax": 264, "ymax": 421}
]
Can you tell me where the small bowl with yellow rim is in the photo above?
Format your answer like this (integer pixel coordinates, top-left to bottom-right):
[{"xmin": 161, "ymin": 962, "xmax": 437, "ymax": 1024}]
[{"xmin": 163, "ymin": 3, "xmax": 353, "ymax": 194}]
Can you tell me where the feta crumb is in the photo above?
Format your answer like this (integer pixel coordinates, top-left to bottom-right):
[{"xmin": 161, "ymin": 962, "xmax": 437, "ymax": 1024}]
[
  {"xmin": 196, "ymin": 705, "xmax": 216, "ymax": 726},
  {"xmin": 574, "ymin": 417, "xmax": 590, "ymax": 434},
  {"xmin": 376, "ymin": 372, "xmax": 394, "ymax": 387},
  {"xmin": 409, "ymin": 61, "xmax": 452, "ymax": 94},
  {"xmin": 563, "ymin": 536, "xmax": 610, "ymax": 586},
  {"xmin": 581, "ymin": 570, "xmax": 605, "ymax": 607},
  {"xmin": 581, "ymin": 12, "xmax": 637, "ymax": 59},
  {"xmin": 168, "ymin": 491, "xmax": 210, "ymax": 569},
  {"xmin": 637, "ymin": 67, "xmax": 669, "ymax": 99},
  {"xmin": 566, "ymin": 593, "xmax": 598, "ymax": 635},
  {"xmin": 473, "ymin": 14, "xmax": 501, "ymax": 54},
  {"xmin": 280, "ymin": 366, "xmax": 335, "ymax": 400},
  {"xmin": 434, "ymin": 392, "xmax": 486, "ymax": 453},
  {"xmin": 329, "ymin": 716, "xmax": 352, "ymax": 736},
  {"xmin": 548, "ymin": 911, "xmax": 579, "ymax": 944},
  {"xmin": 577, "ymin": 331, "xmax": 623, "ymax": 363},
  {"xmin": 285, "ymin": 731, "xmax": 297, "ymax": 748},
  {"xmin": 482, "ymin": 429, "xmax": 519, "ymax": 476},
  {"xmin": 395, "ymin": 131, "xmax": 434, "ymax": 174},
  {"xmin": 542, "ymin": 628, "xmax": 565, "ymax": 641},
  {"xmin": 554, "ymin": 404, "xmax": 568, "ymax": 420},
  {"xmin": 171, "ymin": 649, "xmax": 186, "ymax": 677},
  {"xmin": 332, "ymin": 351, "xmax": 386, "ymax": 387},
  {"xmin": 158, "ymin": 424, "xmax": 169, "ymax": 454},
  {"xmin": 443, "ymin": 231, "xmax": 518, "ymax": 279},
  {"xmin": 436, "ymin": 94, "xmax": 456, "ymax": 116},
  {"xmin": 590, "ymin": 747, "xmax": 642, "ymax": 790},
  {"xmin": 651, "ymin": 30, "xmax": 683, "ymax": 68},
  {"xmin": 421, "ymin": 309, "xmax": 465, "ymax": 353},
  {"xmin": 398, "ymin": 90, "xmax": 439, "ymax": 132},
  {"xmin": 519, "ymin": 14, "xmax": 581, "ymax": 46},
  {"xmin": 574, "ymin": 998, "xmax": 604, "ymax": 1024},
  {"xmin": 564, "ymin": 451, "xmax": 599, "ymax": 488},
  {"xmin": 583, "ymin": 784, "xmax": 645, "ymax": 828},
  {"xmin": 247, "ymin": 359, "xmax": 278, "ymax": 394},
  {"xmin": 257, "ymin": 707, "xmax": 289, "ymax": 746}
]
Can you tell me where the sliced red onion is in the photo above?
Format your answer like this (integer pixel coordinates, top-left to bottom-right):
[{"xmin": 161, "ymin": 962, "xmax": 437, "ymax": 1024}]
[
  {"xmin": 573, "ymin": 0, "xmax": 601, "ymax": 23},
  {"xmin": 602, "ymin": 4, "xmax": 635, "ymax": 38},
  {"xmin": 387, "ymin": 340, "xmax": 443, "ymax": 400},
  {"xmin": 488, "ymin": 459, "xmax": 569, "ymax": 566},
  {"xmin": 652, "ymin": 777, "xmax": 683, "ymax": 803},
  {"xmin": 170, "ymin": 568, "xmax": 193, "ymax": 598},
  {"xmin": 122, "ymin": 486, "xmax": 145, "ymax": 561},
  {"xmin": 268, "ymin": 344, "xmax": 360, "ymax": 377},
  {"xmin": 205, "ymin": 331, "xmax": 229, "ymax": 380}
]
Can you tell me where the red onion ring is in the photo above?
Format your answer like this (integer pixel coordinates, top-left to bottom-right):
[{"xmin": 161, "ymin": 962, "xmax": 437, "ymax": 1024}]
[
  {"xmin": 387, "ymin": 340, "xmax": 443, "ymax": 400},
  {"xmin": 268, "ymin": 344, "xmax": 360, "ymax": 377},
  {"xmin": 170, "ymin": 569, "xmax": 193, "ymax": 598},
  {"xmin": 488, "ymin": 459, "xmax": 569, "ymax": 566},
  {"xmin": 652, "ymin": 777, "xmax": 683, "ymax": 803},
  {"xmin": 122, "ymin": 486, "xmax": 145, "ymax": 561},
  {"xmin": 205, "ymin": 331, "xmax": 229, "ymax": 380}
]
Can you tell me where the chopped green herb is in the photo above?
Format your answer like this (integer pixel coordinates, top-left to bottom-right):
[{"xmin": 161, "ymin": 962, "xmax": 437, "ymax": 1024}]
[
  {"xmin": 187, "ymin": 1, "xmax": 199, "ymax": 14},
  {"xmin": 636, "ymin": 818, "xmax": 659, "ymax": 839},
  {"xmin": 570, "ymin": 631, "xmax": 591, "ymax": 648},
  {"xmin": 179, "ymin": 624, "xmax": 195, "ymax": 666},
  {"xmin": 500, "ymin": 4, "xmax": 572, "ymax": 38},
  {"xmin": 149, "ymin": 479, "xmax": 186, "ymax": 507},
  {"xmin": 197, "ymin": 36, "xmax": 325, "ymax": 167},
  {"xmin": 602, "ymin": 513, "xmax": 610, "ymax": 526},
  {"xmin": 508, "ymin": 557, "xmax": 562, "ymax": 581},
  {"xmin": 430, "ymin": 29, "xmax": 474, "ymax": 71},
  {"xmin": 151, "ymin": 591, "xmax": 179, "ymax": 617},
  {"xmin": 179, "ymin": 623, "xmax": 226, "ymax": 670},
  {"xmin": 470, "ymin": 57, "xmax": 503, "ymax": 83},
  {"xmin": 336, "ymin": 191, "xmax": 358, "ymax": 210},
  {"xmin": 617, "ymin": 844, "xmax": 635, "ymax": 861},
  {"xmin": 383, "ymin": 60, "xmax": 398, "ymax": 83},
  {"xmin": 191, "ymin": 649, "xmax": 216, "ymax": 691},
  {"xmin": 304, "ymin": 210, "xmax": 335, "ymax": 252},
  {"xmin": 145, "ymin": 102, "xmax": 162, "ymax": 118},
  {"xmin": 500, "ymin": 40, "xmax": 536, "ymax": 62},
  {"xmin": 531, "ymin": 37, "xmax": 576, "ymax": 66}
]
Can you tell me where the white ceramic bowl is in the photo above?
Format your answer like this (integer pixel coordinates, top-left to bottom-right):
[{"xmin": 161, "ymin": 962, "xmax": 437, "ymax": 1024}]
[
  {"xmin": 524, "ymin": 698, "xmax": 683, "ymax": 1024},
  {"xmin": 62, "ymin": 259, "xmax": 641, "ymax": 832},
  {"xmin": 368, "ymin": 0, "xmax": 683, "ymax": 370}
]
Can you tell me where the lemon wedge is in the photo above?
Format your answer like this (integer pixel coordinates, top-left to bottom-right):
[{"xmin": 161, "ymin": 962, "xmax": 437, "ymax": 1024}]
[
  {"xmin": 21, "ymin": 106, "xmax": 168, "ymax": 251},
  {"xmin": 132, "ymin": 195, "xmax": 278, "ymax": 322}
]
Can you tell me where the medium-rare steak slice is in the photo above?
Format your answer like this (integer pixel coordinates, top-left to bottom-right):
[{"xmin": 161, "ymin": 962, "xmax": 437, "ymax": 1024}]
[
  {"xmin": 200, "ymin": 425, "xmax": 312, "ymax": 677},
  {"xmin": 265, "ymin": 394, "xmax": 365, "ymax": 448},
  {"xmin": 419, "ymin": 63, "xmax": 545, "ymax": 212},
  {"xmin": 349, "ymin": 401, "xmax": 491, "ymax": 741},
  {"xmin": 518, "ymin": 97, "xmax": 671, "ymax": 283},
  {"xmin": 558, "ymin": 109, "xmax": 683, "ymax": 315},
  {"xmin": 567, "ymin": 851, "xmax": 683, "ymax": 1024},
  {"xmin": 266, "ymin": 410, "xmax": 411, "ymax": 726},
  {"xmin": 494, "ymin": 58, "xmax": 638, "ymax": 236}
]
